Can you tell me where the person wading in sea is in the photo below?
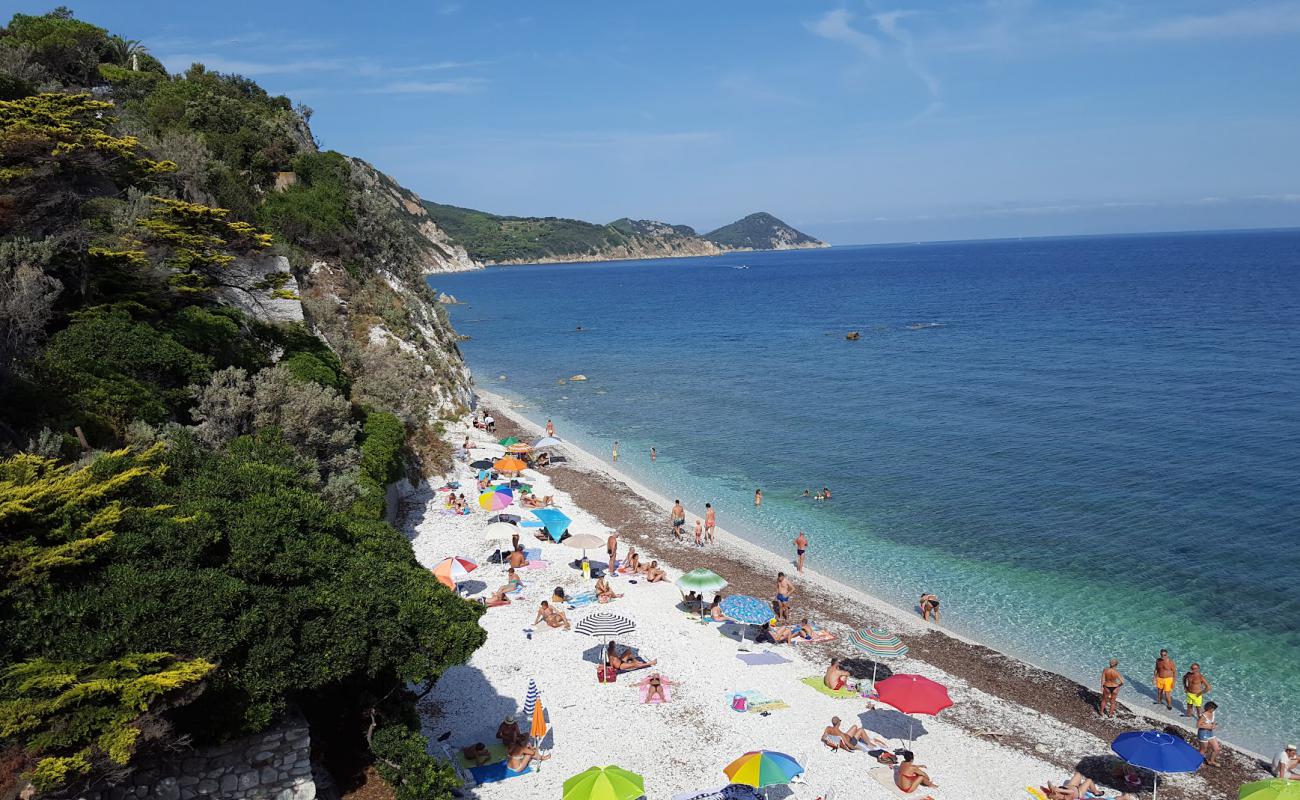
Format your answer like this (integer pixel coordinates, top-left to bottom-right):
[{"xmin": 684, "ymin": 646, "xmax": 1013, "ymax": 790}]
[
  {"xmin": 1153, "ymin": 649, "xmax": 1176, "ymax": 711},
  {"xmin": 612, "ymin": 440, "xmax": 619, "ymax": 462},
  {"xmin": 1100, "ymin": 658, "xmax": 1124, "ymax": 718},
  {"xmin": 794, "ymin": 531, "xmax": 809, "ymax": 573},
  {"xmin": 754, "ymin": 488, "xmax": 763, "ymax": 507},
  {"xmin": 1183, "ymin": 663, "xmax": 1212, "ymax": 718}
]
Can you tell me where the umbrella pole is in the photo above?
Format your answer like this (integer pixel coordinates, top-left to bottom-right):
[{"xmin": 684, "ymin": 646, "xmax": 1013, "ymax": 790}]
[{"xmin": 1152, "ymin": 771, "xmax": 1158, "ymax": 800}]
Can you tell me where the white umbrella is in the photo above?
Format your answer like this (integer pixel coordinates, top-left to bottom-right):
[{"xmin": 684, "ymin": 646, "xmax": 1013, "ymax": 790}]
[
  {"xmin": 532, "ymin": 436, "xmax": 563, "ymax": 449},
  {"xmin": 485, "ymin": 521, "xmax": 520, "ymax": 540}
]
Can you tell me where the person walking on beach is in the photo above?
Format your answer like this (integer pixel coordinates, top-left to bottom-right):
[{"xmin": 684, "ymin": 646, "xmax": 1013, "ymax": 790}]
[
  {"xmin": 704, "ymin": 503, "xmax": 716, "ymax": 542},
  {"xmin": 607, "ymin": 532, "xmax": 618, "ymax": 574},
  {"xmin": 774, "ymin": 572, "xmax": 794, "ymax": 624},
  {"xmin": 546, "ymin": 419, "xmax": 555, "ymax": 437},
  {"xmin": 1197, "ymin": 701, "xmax": 1221, "ymax": 766},
  {"xmin": 754, "ymin": 488, "xmax": 763, "ymax": 507},
  {"xmin": 1153, "ymin": 649, "xmax": 1177, "ymax": 710},
  {"xmin": 794, "ymin": 531, "xmax": 809, "ymax": 573},
  {"xmin": 1183, "ymin": 663, "xmax": 1212, "ymax": 718},
  {"xmin": 670, "ymin": 499, "xmax": 685, "ymax": 539},
  {"xmin": 1100, "ymin": 658, "xmax": 1124, "ymax": 718},
  {"xmin": 612, "ymin": 440, "xmax": 619, "ymax": 462}
]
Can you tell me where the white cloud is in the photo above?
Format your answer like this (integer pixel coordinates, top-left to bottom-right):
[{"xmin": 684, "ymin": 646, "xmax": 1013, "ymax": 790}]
[
  {"xmin": 157, "ymin": 54, "xmax": 342, "ymax": 76},
  {"xmin": 806, "ymin": 9, "xmax": 882, "ymax": 58},
  {"xmin": 872, "ymin": 9, "xmax": 941, "ymax": 98},
  {"xmin": 1110, "ymin": 2, "xmax": 1300, "ymax": 41},
  {"xmin": 367, "ymin": 78, "xmax": 487, "ymax": 94}
]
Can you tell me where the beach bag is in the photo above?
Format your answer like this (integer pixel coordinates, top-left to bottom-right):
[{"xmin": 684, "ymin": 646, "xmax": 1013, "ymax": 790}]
[
  {"xmin": 731, "ymin": 694, "xmax": 748, "ymax": 712},
  {"xmin": 597, "ymin": 665, "xmax": 618, "ymax": 683},
  {"xmin": 876, "ymin": 750, "xmax": 898, "ymax": 765}
]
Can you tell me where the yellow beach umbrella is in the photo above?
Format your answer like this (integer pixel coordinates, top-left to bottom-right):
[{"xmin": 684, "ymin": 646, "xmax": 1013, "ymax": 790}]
[{"xmin": 562, "ymin": 766, "xmax": 644, "ymax": 800}]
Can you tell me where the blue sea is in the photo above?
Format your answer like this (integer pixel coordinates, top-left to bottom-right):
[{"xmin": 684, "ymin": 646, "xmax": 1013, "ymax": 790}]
[{"xmin": 433, "ymin": 230, "xmax": 1300, "ymax": 755}]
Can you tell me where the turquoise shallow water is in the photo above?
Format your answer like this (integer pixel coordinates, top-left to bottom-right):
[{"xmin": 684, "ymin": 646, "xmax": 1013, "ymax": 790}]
[{"xmin": 433, "ymin": 230, "xmax": 1300, "ymax": 754}]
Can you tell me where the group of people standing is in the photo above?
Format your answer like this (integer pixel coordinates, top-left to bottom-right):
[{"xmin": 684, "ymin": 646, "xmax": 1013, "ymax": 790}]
[{"xmin": 1100, "ymin": 652, "xmax": 1221, "ymax": 766}]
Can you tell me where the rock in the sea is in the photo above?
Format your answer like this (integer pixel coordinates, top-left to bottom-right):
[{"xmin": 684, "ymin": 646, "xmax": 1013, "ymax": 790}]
[
  {"xmin": 846, "ymin": 331, "xmax": 861, "ymax": 340},
  {"xmin": 498, "ymin": 374, "xmax": 507, "ymax": 380},
  {"xmin": 570, "ymin": 374, "xmax": 587, "ymax": 381},
  {"xmin": 436, "ymin": 292, "xmax": 460, "ymax": 304}
]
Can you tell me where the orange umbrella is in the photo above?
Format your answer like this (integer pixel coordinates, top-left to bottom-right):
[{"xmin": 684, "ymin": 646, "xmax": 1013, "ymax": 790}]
[
  {"xmin": 494, "ymin": 456, "xmax": 528, "ymax": 472},
  {"xmin": 530, "ymin": 695, "xmax": 548, "ymax": 741}
]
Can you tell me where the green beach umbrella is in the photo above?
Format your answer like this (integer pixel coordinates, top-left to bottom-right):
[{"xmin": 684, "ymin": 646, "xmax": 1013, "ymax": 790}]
[
  {"xmin": 674, "ymin": 568, "xmax": 728, "ymax": 595},
  {"xmin": 499, "ymin": 436, "xmax": 521, "ymax": 446},
  {"xmin": 1241, "ymin": 780, "xmax": 1300, "ymax": 800},
  {"xmin": 562, "ymin": 765, "xmax": 645, "ymax": 800}
]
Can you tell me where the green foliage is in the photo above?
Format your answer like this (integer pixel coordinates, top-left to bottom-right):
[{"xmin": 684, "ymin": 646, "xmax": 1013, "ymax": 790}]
[
  {"xmin": 162, "ymin": 305, "xmax": 267, "ymax": 372},
  {"xmin": 135, "ymin": 196, "xmax": 274, "ymax": 296},
  {"xmin": 1, "ymin": 9, "xmax": 111, "ymax": 87},
  {"xmin": 703, "ymin": 211, "xmax": 820, "ymax": 249},
  {"xmin": 0, "ymin": 654, "xmax": 214, "ymax": 792},
  {"xmin": 37, "ymin": 308, "xmax": 210, "ymax": 437},
  {"xmin": 353, "ymin": 411, "xmax": 405, "ymax": 519},
  {"xmin": 281, "ymin": 350, "xmax": 342, "ymax": 390},
  {"xmin": 258, "ymin": 151, "xmax": 354, "ymax": 254},
  {"xmin": 371, "ymin": 723, "xmax": 461, "ymax": 800},
  {"xmin": 422, "ymin": 201, "xmax": 631, "ymax": 263}
]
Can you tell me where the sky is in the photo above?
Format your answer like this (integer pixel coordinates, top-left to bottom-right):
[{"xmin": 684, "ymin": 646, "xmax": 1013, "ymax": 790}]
[{"xmin": 21, "ymin": 1, "xmax": 1300, "ymax": 244}]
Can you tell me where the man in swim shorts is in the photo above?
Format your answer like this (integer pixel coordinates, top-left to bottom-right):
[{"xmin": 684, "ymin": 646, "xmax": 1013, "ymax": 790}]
[
  {"xmin": 670, "ymin": 499, "xmax": 685, "ymax": 539},
  {"xmin": 794, "ymin": 531, "xmax": 808, "ymax": 573},
  {"xmin": 1183, "ymin": 663, "xmax": 1211, "ymax": 718},
  {"xmin": 774, "ymin": 572, "xmax": 794, "ymax": 623},
  {"xmin": 1153, "ymin": 649, "xmax": 1176, "ymax": 710}
]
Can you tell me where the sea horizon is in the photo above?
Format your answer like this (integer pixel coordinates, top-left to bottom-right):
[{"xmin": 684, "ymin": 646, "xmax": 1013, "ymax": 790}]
[{"xmin": 435, "ymin": 227, "xmax": 1300, "ymax": 756}]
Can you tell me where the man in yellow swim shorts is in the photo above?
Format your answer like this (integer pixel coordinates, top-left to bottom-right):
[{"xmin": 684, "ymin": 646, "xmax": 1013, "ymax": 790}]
[
  {"xmin": 1183, "ymin": 662, "xmax": 1211, "ymax": 718},
  {"xmin": 1153, "ymin": 649, "xmax": 1176, "ymax": 710}
]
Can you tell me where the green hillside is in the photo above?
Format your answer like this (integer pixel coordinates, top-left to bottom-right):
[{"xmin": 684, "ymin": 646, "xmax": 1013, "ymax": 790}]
[
  {"xmin": 704, "ymin": 211, "xmax": 822, "ymax": 249},
  {"xmin": 422, "ymin": 201, "xmax": 632, "ymax": 262}
]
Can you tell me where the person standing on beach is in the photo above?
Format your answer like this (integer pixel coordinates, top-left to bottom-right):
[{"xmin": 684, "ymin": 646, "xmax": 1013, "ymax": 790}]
[
  {"xmin": 612, "ymin": 440, "xmax": 619, "ymax": 462},
  {"xmin": 607, "ymin": 532, "xmax": 618, "ymax": 574},
  {"xmin": 754, "ymin": 488, "xmax": 762, "ymax": 507},
  {"xmin": 774, "ymin": 572, "xmax": 794, "ymax": 623},
  {"xmin": 546, "ymin": 419, "xmax": 555, "ymax": 437},
  {"xmin": 1153, "ymin": 649, "xmax": 1177, "ymax": 710},
  {"xmin": 671, "ymin": 499, "xmax": 685, "ymax": 539},
  {"xmin": 1183, "ymin": 663, "xmax": 1212, "ymax": 718},
  {"xmin": 1100, "ymin": 658, "xmax": 1124, "ymax": 718},
  {"xmin": 693, "ymin": 519, "xmax": 703, "ymax": 547},
  {"xmin": 704, "ymin": 503, "xmax": 716, "ymax": 542},
  {"xmin": 794, "ymin": 531, "xmax": 809, "ymax": 573},
  {"xmin": 1197, "ymin": 701, "xmax": 1221, "ymax": 766}
]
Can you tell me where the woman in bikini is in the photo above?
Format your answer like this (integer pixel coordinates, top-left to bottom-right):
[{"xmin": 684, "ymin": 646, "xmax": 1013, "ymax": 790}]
[
  {"xmin": 708, "ymin": 594, "xmax": 728, "ymax": 621},
  {"xmin": 896, "ymin": 751, "xmax": 938, "ymax": 794},
  {"xmin": 533, "ymin": 600, "xmax": 571, "ymax": 630},
  {"xmin": 644, "ymin": 561, "xmax": 666, "ymax": 583},
  {"xmin": 1197, "ymin": 701, "xmax": 1221, "ymax": 766},
  {"xmin": 919, "ymin": 593, "xmax": 940, "ymax": 623},
  {"xmin": 607, "ymin": 641, "xmax": 655, "ymax": 672},
  {"xmin": 504, "ymin": 740, "xmax": 548, "ymax": 776},
  {"xmin": 594, "ymin": 575, "xmax": 622, "ymax": 603},
  {"xmin": 643, "ymin": 672, "xmax": 677, "ymax": 703}
]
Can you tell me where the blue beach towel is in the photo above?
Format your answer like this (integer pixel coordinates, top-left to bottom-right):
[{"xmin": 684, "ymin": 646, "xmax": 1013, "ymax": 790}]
[
  {"xmin": 566, "ymin": 592, "xmax": 600, "ymax": 610},
  {"xmin": 468, "ymin": 762, "xmax": 533, "ymax": 784}
]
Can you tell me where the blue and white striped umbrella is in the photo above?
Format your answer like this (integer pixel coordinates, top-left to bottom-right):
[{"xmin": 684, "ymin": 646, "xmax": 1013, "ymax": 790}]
[{"xmin": 523, "ymin": 678, "xmax": 539, "ymax": 717}]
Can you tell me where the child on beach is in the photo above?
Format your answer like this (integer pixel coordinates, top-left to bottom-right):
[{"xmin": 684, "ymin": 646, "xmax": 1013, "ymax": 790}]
[{"xmin": 694, "ymin": 519, "xmax": 703, "ymax": 546}]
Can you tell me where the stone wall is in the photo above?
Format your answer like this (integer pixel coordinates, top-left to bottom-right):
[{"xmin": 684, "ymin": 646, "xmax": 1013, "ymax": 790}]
[{"xmin": 94, "ymin": 717, "xmax": 317, "ymax": 800}]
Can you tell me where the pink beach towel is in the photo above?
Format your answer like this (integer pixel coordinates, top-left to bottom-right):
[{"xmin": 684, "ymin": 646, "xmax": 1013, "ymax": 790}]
[
  {"xmin": 523, "ymin": 560, "xmax": 550, "ymax": 570},
  {"xmin": 639, "ymin": 677, "xmax": 672, "ymax": 704}
]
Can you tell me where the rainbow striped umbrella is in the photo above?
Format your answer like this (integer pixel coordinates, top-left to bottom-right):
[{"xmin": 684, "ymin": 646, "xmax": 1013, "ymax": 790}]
[
  {"xmin": 723, "ymin": 750, "xmax": 803, "ymax": 789},
  {"xmin": 478, "ymin": 486, "xmax": 513, "ymax": 511},
  {"xmin": 431, "ymin": 556, "xmax": 477, "ymax": 589}
]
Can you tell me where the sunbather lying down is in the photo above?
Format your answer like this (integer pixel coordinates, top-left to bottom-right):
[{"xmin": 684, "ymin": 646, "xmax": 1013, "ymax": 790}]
[
  {"xmin": 642, "ymin": 672, "xmax": 677, "ymax": 703},
  {"xmin": 1044, "ymin": 772, "xmax": 1136, "ymax": 800},
  {"xmin": 607, "ymin": 641, "xmax": 655, "ymax": 672},
  {"xmin": 821, "ymin": 716, "xmax": 889, "ymax": 752}
]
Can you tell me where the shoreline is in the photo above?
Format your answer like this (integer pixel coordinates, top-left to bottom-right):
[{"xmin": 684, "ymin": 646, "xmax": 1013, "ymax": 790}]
[{"xmin": 472, "ymin": 387, "xmax": 1269, "ymax": 797}]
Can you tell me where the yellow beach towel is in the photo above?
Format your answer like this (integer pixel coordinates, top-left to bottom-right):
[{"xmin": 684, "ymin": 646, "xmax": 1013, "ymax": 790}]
[{"xmin": 800, "ymin": 675, "xmax": 858, "ymax": 699}]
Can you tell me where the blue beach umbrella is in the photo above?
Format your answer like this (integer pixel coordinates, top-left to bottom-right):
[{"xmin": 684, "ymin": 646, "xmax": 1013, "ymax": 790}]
[
  {"xmin": 720, "ymin": 594, "xmax": 775, "ymax": 651},
  {"xmin": 1111, "ymin": 730, "xmax": 1203, "ymax": 800},
  {"xmin": 530, "ymin": 508, "xmax": 572, "ymax": 541}
]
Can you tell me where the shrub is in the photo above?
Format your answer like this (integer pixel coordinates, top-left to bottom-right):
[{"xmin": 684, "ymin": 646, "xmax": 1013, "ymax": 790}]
[
  {"xmin": 352, "ymin": 411, "xmax": 405, "ymax": 519},
  {"xmin": 370, "ymin": 723, "xmax": 460, "ymax": 800}
]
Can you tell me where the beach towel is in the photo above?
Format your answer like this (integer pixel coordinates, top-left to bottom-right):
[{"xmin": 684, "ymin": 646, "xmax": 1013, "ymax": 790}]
[
  {"xmin": 455, "ymin": 743, "xmax": 507, "ymax": 769},
  {"xmin": 800, "ymin": 675, "xmax": 859, "ymax": 699},
  {"xmin": 467, "ymin": 761, "xmax": 534, "ymax": 784},
  {"xmin": 523, "ymin": 560, "xmax": 550, "ymax": 570},
  {"xmin": 747, "ymin": 698, "xmax": 789, "ymax": 713},
  {"xmin": 725, "ymin": 690, "xmax": 788, "ymax": 714},
  {"xmin": 1025, "ymin": 788, "xmax": 1050, "ymax": 800},
  {"xmin": 565, "ymin": 592, "xmax": 600, "ymax": 610},
  {"xmin": 525, "ymin": 547, "xmax": 542, "ymax": 560},
  {"xmin": 639, "ymin": 680, "xmax": 673, "ymax": 705},
  {"xmin": 869, "ymin": 766, "xmax": 929, "ymax": 799},
  {"xmin": 736, "ymin": 652, "xmax": 791, "ymax": 667},
  {"xmin": 792, "ymin": 629, "xmax": 837, "ymax": 644}
]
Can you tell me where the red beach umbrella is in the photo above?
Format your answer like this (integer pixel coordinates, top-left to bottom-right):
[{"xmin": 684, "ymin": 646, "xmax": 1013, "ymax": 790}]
[{"xmin": 872, "ymin": 674, "xmax": 952, "ymax": 715}]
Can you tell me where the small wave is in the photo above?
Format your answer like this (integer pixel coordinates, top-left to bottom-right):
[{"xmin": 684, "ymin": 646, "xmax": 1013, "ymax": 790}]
[{"xmin": 906, "ymin": 322, "xmax": 944, "ymax": 330}]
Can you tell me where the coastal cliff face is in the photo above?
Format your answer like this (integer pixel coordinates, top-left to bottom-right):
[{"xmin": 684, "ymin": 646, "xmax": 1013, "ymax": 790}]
[{"xmin": 345, "ymin": 157, "xmax": 479, "ymax": 273}]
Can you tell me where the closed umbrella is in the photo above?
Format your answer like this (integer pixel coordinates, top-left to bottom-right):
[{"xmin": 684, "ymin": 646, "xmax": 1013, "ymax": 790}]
[
  {"xmin": 719, "ymin": 594, "xmax": 774, "ymax": 651},
  {"xmin": 849, "ymin": 627, "xmax": 908, "ymax": 685},
  {"xmin": 1241, "ymin": 780, "xmax": 1300, "ymax": 800},
  {"xmin": 431, "ymin": 556, "xmax": 477, "ymax": 589},
  {"xmin": 723, "ymin": 750, "xmax": 804, "ymax": 789},
  {"xmin": 531, "ymin": 508, "xmax": 572, "ymax": 541},
  {"xmin": 530, "ymin": 693, "xmax": 548, "ymax": 744},
  {"xmin": 523, "ymin": 678, "xmax": 539, "ymax": 718},
  {"xmin": 575, "ymin": 611, "xmax": 636, "ymax": 667},
  {"xmin": 1111, "ymin": 730, "xmax": 1204, "ymax": 800},
  {"xmin": 873, "ymin": 674, "xmax": 953, "ymax": 748},
  {"xmin": 562, "ymin": 766, "xmax": 644, "ymax": 800}
]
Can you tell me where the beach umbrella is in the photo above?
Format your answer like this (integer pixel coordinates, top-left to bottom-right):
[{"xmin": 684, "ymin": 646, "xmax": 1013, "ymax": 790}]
[
  {"xmin": 529, "ymin": 693, "xmax": 548, "ymax": 744},
  {"xmin": 494, "ymin": 456, "xmax": 528, "ymax": 473},
  {"xmin": 487, "ymin": 513, "xmax": 521, "ymax": 525},
  {"xmin": 564, "ymin": 533, "xmax": 606, "ymax": 564},
  {"xmin": 531, "ymin": 508, "xmax": 572, "ymax": 541},
  {"xmin": 675, "ymin": 569, "xmax": 728, "ymax": 613},
  {"xmin": 498, "ymin": 436, "xmax": 521, "ymax": 446},
  {"xmin": 478, "ymin": 486, "xmax": 513, "ymax": 511},
  {"xmin": 720, "ymin": 594, "xmax": 774, "ymax": 651},
  {"xmin": 506, "ymin": 442, "xmax": 532, "ymax": 454},
  {"xmin": 485, "ymin": 521, "xmax": 520, "ymax": 540},
  {"xmin": 575, "ymin": 611, "xmax": 636, "ymax": 667},
  {"xmin": 430, "ymin": 556, "xmax": 478, "ymax": 589},
  {"xmin": 1241, "ymin": 780, "xmax": 1300, "ymax": 800},
  {"xmin": 469, "ymin": 458, "xmax": 495, "ymax": 470},
  {"xmin": 523, "ymin": 678, "xmax": 539, "ymax": 717},
  {"xmin": 849, "ymin": 627, "xmax": 909, "ymax": 685},
  {"xmin": 1111, "ymin": 731, "xmax": 1204, "ymax": 800},
  {"xmin": 873, "ymin": 674, "xmax": 953, "ymax": 748},
  {"xmin": 533, "ymin": 436, "xmax": 563, "ymax": 449},
  {"xmin": 723, "ymin": 750, "xmax": 804, "ymax": 789},
  {"xmin": 562, "ymin": 766, "xmax": 644, "ymax": 800}
]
